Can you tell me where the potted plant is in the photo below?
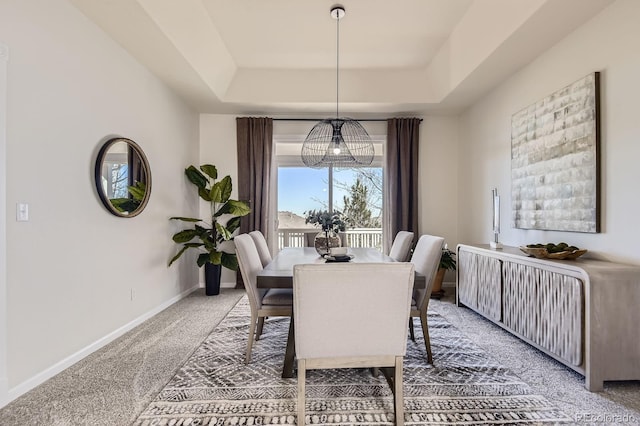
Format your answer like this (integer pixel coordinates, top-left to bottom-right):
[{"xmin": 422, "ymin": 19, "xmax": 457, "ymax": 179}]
[
  {"xmin": 169, "ymin": 164, "xmax": 251, "ymax": 295},
  {"xmin": 108, "ymin": 181, "xmax": 147, "ymax": 214},
  {"xmin": 431, "ymin": 244, "xmax": 456, "ymax": 299},
  {"xmin": 305, "ymin": 209, "xmax": 346, "ymax": 255}
]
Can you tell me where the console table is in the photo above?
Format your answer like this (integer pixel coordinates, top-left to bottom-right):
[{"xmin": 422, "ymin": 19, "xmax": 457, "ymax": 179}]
[{"xmin": 456, "ymin": 244, "xmax": 640, "ymax": 391}]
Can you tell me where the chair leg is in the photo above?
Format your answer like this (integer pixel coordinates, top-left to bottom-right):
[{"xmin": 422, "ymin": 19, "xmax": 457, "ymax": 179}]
[
  {"xmin": 394, "ymin": 356, "xmax": 404, "ymax": 426},
  {"xmin": 297, "ymin": 359, "xmax": 306, "ymax": 425},
  {"xmin": 256, "ymin": 317, "xmax": 265, "ymax": 340},
  {"xmin": 419, "ymin": 312, "xmax": 433, "ymax": 364},
  {"xmin": 246, "ymin": 314, "xmax": 257, "ymax": 364},
  {"xmin": 408, "ymin": 317, "xmax": 416, "ymax": 342}
]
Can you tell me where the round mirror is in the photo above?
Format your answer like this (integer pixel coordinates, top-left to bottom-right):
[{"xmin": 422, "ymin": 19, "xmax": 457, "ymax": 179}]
[{"xmin": 94, "ymin": 137, "xmax": 152, "ymax": 217}]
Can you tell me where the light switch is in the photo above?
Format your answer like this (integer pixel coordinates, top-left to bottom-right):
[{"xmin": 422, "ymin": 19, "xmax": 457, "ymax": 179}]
[{"xmin": 17, "ymin": 203, "xmax": 29, "ymax": 221}]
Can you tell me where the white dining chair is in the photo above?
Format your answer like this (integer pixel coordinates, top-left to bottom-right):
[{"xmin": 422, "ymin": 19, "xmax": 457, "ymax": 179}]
[
  {"xmin": 293, "ymin": 262, "xmax": 414, "ymax": 426},
  {"xmin": 388, "ymin": 231, "xmax": 414, "ymax": 262},
  {"xmin": 249, "ymin": 230, "xmax": 272, "ymax": 267},
  {"xmin": 408, "ymin": 234, "xmax": 445, "ymax": 364},
  {"xmin": 235, "ymin": 233, "xmax": 292, "ymax": 364}
]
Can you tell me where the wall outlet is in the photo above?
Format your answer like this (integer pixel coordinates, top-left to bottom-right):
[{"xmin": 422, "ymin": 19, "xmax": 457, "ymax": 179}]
[{"xmin": 130, "ymin": 288, "xmax": 135, "ymax": 301}]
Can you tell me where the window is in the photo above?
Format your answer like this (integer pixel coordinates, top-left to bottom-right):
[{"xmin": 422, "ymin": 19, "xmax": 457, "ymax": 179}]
[
  {"xmin": 102, "ymin": 152, "xmax": 129, "ymax": 199},
  {"xmin": 273, "ymin": 128, "xmax": 385, "ymax": 251},
  {"xmin": 333, "ymin": 167, "xmax": 383, "ymax": 249}
]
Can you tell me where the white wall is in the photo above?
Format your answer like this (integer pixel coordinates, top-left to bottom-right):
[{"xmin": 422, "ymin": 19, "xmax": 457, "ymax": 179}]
[
  {"xmin": 0, "ymin": 0, "xmax": 199, "ymax": 396},
  {"xmin": 419, "ymin": 116, "xmax": 459, "ymax": 248},
  {"xmin": 199, "ymin": 114, "xmax": 239, "ymax": 287},
  {"xmin": 458, "ymin": 0, "xmax": 640, "ymax": 265},
  {"xmin": 0, "ymin": 42, "xmax": 9, "ymax": 402}
]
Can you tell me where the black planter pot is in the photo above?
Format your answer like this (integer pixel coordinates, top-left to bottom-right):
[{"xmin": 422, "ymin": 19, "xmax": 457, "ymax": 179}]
[{"xmin": 204, "ymin": 263, "xmax": 221, "ymax": 296}]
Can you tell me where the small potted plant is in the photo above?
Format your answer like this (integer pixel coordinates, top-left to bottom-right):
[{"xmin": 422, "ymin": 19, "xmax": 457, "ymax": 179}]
[
  {"xmin": 305, "ymin": 209, "xmax": 346, "ymax": 255},
  {"xmin": 431, "ymin": 244, "xmax": 456, "ymax": 299},
  {"xmin": 169, "ymin": 164, "xmax": 250, "ymax": 295}
]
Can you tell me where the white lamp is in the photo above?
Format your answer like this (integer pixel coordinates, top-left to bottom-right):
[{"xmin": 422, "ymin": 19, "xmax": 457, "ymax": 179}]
[{"xmin": 490, "ymin": 188, "xmax": 503, "ymax": 249}]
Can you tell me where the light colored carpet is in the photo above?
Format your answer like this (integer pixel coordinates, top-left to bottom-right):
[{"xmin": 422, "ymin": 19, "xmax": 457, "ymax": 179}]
[
  {"xmin": 0, "ymin": 287, "xmax": 638, "ymax": 425},
  {"xmin": 429, "ymin": 291, "xmax": 640, "ymax": 425},
  {"xmin": 133, "ymin": 297, "xmax": 572, "ymax": 425},
  {"xmin": 0, "ymin": 288, "xmax": 245, "ymax": 426}
]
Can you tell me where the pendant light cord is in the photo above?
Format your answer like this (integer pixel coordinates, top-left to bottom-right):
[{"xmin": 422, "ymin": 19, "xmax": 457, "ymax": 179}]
[
  {"xmin": 300, "ymin": 6, "xmax": 376, "ymax": 169},
  {"xmin": 336, "ymin": 11, "xmax": 340, "ymax": 119}
]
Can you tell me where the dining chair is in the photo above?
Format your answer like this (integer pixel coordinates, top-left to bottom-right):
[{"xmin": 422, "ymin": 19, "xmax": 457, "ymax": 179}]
[
  {"xmin": 293, "ymin": 262, "xmax": 415, "ymax": 426},
  {"xmin": 249, "ymin": 230, "xmax": 272, "ymax": 267},
  {"xmin": 388, "ymin": 231, "xmax": 414, "ymax": 262},
  {"xmin": 235, "ymin": 233, "xmax": 292, "ymax": 364},
  {"xmin": 408, "ymin": 234, "xmax": 445, "ymax": 364}
]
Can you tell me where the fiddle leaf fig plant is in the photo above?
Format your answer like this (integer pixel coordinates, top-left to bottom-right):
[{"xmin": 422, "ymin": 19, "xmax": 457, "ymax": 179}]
[
  {"xmin": 169, "ymin": 164, "xmax": 250, "ymax": 271},
  {"xmin": 109, "ymin": 181, "xmax": 147, "ymax": 214}
]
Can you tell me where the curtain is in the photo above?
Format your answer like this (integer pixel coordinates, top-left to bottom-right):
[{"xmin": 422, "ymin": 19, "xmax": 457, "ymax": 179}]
[
  {"xmin": 128, "ymin": 145, "xmax": 145, "ymax": 186},
  {"xmin": 236, "ymin": 117, "xmax": 273, "ymax": 287},
  {"xmin": 384, "ymin": 118, "xmax": 421, "ymax": 253}
]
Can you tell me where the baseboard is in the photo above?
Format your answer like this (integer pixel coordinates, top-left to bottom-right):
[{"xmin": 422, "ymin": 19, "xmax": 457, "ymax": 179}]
[
  {"xmin": 200, "ymin": 282, "xmax": 235, "ymax": 289},
  {"xmin": 3, "ymin": 284, "xmax": 200, "ymax": 407},
  {"xmin": 0, "ymin": 377, "xmax": 8, "ymax": 408}
]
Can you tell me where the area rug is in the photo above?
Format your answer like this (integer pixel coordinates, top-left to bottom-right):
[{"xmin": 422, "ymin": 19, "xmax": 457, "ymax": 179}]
[{"xmin": 133, "ymin": 297, "xmax": 571, "ymax": 425}]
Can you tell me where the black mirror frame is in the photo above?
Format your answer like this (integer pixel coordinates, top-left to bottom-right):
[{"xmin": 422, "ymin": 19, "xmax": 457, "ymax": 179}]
[{"xmin": 94, "ymin": 137, "xmax": 152, "ymax": 218}]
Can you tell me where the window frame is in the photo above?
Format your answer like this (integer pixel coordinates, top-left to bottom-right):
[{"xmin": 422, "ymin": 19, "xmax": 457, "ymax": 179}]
[{"xmin": 273, "ymin": 133, "xmax": 386, "ymax": 251}]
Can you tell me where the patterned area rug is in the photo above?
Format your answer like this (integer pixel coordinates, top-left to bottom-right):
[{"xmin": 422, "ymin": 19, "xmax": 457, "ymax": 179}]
[{"xmin": 134, "ymin": 297, "xmax": 570, "ymax": 425}]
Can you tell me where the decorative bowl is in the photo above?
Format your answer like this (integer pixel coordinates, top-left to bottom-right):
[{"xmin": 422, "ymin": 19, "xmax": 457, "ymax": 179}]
[
  {"xmin": 519, "ymin": 246, "xmax": 587, "ymax": 260},
  {"xmin": 519, "ymin": 246, "xmax": 548, "ymax": 258}
]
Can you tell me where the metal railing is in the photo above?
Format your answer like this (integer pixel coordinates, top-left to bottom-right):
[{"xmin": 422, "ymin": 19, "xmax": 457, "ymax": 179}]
[{"xmin": 277, "ymin": 228, "xmax": 383, "ymax": 251}]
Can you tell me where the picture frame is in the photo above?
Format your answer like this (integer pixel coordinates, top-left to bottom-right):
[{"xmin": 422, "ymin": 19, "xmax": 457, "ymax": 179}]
[{"xmin": 511, "ymin": 72, "xmax": 600, "ymax": 233}]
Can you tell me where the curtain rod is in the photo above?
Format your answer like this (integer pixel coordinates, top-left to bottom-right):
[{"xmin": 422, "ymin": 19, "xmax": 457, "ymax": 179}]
[{"xmin": 272, "ymin": 118, "xmax": 423, "ymax": 122}]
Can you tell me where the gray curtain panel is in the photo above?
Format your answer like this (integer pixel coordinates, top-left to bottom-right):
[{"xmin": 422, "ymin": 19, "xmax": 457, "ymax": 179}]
[
  {"xmin": 128, "ymin": 144, "xmax": 144, "ymax": 186},
  {"xmin": 236, "ymin": 117, "xmax": 273, "ymax": 287},
  {"xmin": 384, "ymin": 117, "xmax": 421, "ymax": 253}
]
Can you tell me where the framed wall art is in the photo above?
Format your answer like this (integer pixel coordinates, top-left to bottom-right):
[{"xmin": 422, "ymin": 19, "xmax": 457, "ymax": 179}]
[{"xmin": 511, "ymin": 72, "xmax": 600, "ymax": 233}]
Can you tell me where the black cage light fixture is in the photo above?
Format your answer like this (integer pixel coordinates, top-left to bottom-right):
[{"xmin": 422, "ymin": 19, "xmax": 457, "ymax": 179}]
[{"xmin": 301, "ymin": 5, "xmax": 374, "ymax": 169}]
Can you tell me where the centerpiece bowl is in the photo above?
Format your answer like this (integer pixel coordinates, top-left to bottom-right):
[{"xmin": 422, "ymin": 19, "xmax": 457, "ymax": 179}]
[{"xmin": 519, "ymin": 244, "xmax": 587, "ymax": 260}]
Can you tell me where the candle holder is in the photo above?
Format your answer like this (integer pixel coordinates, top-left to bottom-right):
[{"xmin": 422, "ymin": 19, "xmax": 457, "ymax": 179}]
[{"xmin": 490, "ymin": 188, "xmax": 503, "ymax": 250}]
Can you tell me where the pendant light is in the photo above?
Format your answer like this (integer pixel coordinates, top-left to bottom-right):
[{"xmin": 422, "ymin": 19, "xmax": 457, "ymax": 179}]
[{"xmin": 301, "ymin": 6, "xmax": 374, "ymax": 169}]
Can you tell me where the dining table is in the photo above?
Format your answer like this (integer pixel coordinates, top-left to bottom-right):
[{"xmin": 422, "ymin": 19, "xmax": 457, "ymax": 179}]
[{"xmin": 256, "ymin": 247, "xmax": 424, "ymax": 378}]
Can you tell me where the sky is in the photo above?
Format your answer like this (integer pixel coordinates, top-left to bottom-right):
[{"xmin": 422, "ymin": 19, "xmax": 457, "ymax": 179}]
[
  {"xmin": 278, "ymin": 167, "xmax": 332, "ymax": 216},
  {"xmin": 278, "ymin": 167, "xmax": 380, "ymax": 217}
]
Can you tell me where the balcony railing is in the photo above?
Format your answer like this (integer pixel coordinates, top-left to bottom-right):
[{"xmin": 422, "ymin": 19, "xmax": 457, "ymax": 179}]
[{"xmin": 277, "ymin": 228, "xmax": 383, "ymax": 251}]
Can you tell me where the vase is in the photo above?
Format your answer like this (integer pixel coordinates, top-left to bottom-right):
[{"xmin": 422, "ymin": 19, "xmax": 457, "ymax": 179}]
[
  {"xmin": 204, "ymin": 262, "xmax": 221, "ymax": 296},
  {"xmin": 314, "ymin": 231, "xmax": 341, "ymax": 256}
]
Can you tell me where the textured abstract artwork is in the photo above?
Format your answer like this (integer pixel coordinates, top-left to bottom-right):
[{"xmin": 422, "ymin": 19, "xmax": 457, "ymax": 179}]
[{"xmin": 511, "ymin": 72, "xmax": 600, "ymax": 232}]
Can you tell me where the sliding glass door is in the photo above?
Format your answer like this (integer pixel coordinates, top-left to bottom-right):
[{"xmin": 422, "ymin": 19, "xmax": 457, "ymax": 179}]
[
  {"xmin": 276, "ymin": 165, "xmax": 383, "ymax": 251},
  {"xmin": 272, "ymin": 122, "xmax": 386, "ymax": 253},
  {"xmin": 333, "ymin": 167, "xmax": 383, "ymax": 249}
]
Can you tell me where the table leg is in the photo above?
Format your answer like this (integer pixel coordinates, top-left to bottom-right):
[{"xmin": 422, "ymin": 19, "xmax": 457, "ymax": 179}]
[{"xmin": 282, "ymin": 316, "xmax": 296, "ymax": 378}]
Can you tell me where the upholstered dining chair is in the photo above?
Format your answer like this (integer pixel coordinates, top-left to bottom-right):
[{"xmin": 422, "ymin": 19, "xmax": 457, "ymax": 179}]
[
  {"xmin": 293, "ymin": 262, "xmax": 415, "ymax": 426},
  {"xmin": 388, "ymin": 231, "xmax": 414, "ymax": 262},
  {"xmin": 235, "ymin": 233, "xmax": 292, "ymax": 364},
  {"xmin": 249, "ymin": 230, "xmax": 272, "ymax": 267},
  {"xmin": 408, "ymin": 234, "xmax": 445, "ymax": 364}
]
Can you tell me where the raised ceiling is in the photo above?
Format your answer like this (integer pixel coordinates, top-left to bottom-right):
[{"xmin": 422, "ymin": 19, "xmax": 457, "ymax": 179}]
[{"xmin": 70, "ymin": 0, "xmax": 613, "ymax": 116}]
